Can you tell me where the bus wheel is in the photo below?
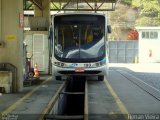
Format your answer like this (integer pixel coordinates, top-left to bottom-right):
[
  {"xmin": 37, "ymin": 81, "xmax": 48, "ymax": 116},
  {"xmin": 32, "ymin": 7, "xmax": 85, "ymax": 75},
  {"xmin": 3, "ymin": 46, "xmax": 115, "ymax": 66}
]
[{"xmin": 98, "ymin": 75, "xmax": 104, "ymax": 81}]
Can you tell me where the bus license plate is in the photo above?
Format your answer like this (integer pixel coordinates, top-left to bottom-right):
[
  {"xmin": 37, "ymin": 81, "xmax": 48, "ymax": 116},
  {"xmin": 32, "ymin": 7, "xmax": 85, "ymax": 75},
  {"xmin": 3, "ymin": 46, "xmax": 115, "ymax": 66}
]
[{"xmin": 75, "ymin": 68, "xmax": 85, "ymax": 72}]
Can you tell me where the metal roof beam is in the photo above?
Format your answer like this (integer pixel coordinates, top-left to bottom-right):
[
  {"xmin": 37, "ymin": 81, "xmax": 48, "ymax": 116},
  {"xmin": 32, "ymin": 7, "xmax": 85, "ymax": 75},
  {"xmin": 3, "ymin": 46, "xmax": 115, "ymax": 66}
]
[
  {"xmin": 29, "ymin": 0, "xmax": 42, "ymax": 9},
  {"xmin": 24, "ymin": 0, "xmax": 117, "ymax": 11},
  {"xmin": 24, "ymin": 0, "xmax": 34, "ymax": 10},
  {"xmin": 50, "ymin": 0, "xmax": 117, "ymax": 3},
  {"xmin": 50, "ymin": 0, "xmax": 117, "ymax": 11}
]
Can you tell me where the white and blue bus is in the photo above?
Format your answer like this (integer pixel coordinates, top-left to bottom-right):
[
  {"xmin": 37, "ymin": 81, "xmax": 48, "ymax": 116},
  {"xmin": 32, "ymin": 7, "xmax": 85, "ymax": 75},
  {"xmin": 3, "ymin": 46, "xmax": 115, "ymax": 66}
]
[{"xmin": 51, "ymin": 13, "xmax": 111, "ymax": 81}]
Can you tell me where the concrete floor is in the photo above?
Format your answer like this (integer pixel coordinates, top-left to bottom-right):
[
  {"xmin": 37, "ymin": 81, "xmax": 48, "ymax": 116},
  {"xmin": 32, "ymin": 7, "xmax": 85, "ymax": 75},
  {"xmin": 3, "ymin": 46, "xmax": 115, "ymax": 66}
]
[
  {"xmin": 108, "ymin": 69, "xmax": 160, "ymax": 114},
  {"xmin": 88, "ymin": 63, "xmax": 160, "ymax": 120},
  {"xmin": 0, "ymin": 64, "xmax": 160, "ymax": 120},
  {"xmin": 0, "ymin": 75, "xmax": 63, "ymax": 120}
]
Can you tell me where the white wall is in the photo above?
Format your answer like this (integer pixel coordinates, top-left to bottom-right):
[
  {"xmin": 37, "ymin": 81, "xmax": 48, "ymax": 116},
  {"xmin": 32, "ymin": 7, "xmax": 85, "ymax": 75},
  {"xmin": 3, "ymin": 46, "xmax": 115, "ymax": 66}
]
[
  {"xmin": 138, "ymin": 28, "xmax": 160, "ymax": 63},
  {"xmin": 24, "ymin": 31, "xmax": 49, "ymax": 73}
]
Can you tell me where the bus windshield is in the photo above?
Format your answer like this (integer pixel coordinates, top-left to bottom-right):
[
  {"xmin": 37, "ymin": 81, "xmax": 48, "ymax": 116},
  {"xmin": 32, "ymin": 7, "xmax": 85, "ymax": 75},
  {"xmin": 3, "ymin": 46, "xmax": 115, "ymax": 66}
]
[{"xmin": 54, "ymin": 14, "xmax": 105, "ymax": 62}]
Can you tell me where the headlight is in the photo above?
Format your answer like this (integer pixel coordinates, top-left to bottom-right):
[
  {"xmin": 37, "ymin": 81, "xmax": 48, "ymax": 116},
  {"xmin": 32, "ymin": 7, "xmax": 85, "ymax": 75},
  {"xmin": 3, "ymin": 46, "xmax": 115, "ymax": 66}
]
[
  {"xmin": 95, "ymin": 61, "xmax": 106, "ymax": 67},
  {"xmin": 96, "ymin": 63, "xmax": 100, "ymax": 67},
  {"xmin": 54, "ymin": 62, "xmax": 66, "ymax": 67}
]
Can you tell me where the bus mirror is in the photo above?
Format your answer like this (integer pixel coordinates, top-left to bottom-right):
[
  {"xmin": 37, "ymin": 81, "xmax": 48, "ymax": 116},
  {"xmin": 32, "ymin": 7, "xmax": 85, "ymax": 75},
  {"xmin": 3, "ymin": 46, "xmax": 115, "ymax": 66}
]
[{"xmin": 107, "ymin": 25, "xmax": 111, "ymax": 33}]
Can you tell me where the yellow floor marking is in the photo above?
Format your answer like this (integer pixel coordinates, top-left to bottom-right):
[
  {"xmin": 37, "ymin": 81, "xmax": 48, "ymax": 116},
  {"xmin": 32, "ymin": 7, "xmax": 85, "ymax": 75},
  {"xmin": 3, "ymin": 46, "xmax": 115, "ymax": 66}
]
[
  {"xmin": 84, "ymin": 80, "xmax": 88, "ymax": 120},
  {"xmin": 1, "ymin": 76, "xmax": 52, "ymax": 115},
  {"xmin": 38, "ymin": 81, "xmax": 67, "ymax": 120},
  {"xmin": 104, "ymin": 79, "xmax": 130, "ymax": 120}
]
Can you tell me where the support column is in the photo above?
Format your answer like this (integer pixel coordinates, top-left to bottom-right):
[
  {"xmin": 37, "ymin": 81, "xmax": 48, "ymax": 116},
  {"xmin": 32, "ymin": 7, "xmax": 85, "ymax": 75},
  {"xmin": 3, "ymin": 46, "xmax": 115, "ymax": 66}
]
[
  {"xmin": 0, "ymin": 0, "xmax": 24, "ymax": 92},
  {"xmin": 0, "ymin": 0, "xmax": 2, "ymax": 40},
  {"xmin": 34, "ymin": 0, "xmax": 51, "ymax": 27},
  {"xmin": 34, "ymin": 5, "xmax": 43, "ymax": 17},
  {"xmin": 42, "ymin": 0, "xmax": 50, "ymax": 25}
]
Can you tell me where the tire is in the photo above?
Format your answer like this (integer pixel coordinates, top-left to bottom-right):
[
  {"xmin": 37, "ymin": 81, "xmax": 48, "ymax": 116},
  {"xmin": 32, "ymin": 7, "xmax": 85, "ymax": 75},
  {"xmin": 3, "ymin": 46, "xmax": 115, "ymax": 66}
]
[
  {"xmin": 28, "ymin": 72, "xmax": 34, "ymax": 78},
  {"xmin": 98, "ymin": 75, "xmax": 104, "ymax": 81}
]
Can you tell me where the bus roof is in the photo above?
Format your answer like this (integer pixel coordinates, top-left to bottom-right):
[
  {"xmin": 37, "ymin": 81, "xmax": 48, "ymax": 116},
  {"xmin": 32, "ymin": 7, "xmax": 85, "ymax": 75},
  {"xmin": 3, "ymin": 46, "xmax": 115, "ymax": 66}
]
[{"xmin": 53, "ymin": 12, "xmax": 105, "ymax": 17}]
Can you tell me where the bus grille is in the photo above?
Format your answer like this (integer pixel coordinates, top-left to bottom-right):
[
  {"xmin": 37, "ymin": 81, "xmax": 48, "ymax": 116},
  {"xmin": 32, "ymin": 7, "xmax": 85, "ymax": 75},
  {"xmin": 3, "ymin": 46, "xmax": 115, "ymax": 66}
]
[{"xmin": 58, "ymin": 71, "xmax": 101, "ymax": 74}]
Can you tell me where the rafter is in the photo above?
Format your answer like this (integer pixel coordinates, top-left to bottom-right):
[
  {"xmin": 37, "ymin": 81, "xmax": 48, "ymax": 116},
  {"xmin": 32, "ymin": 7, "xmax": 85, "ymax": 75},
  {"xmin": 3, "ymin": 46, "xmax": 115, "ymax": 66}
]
[{"xmin": 24, "ymin": 0, "xmax": 117, "ymax": 11}]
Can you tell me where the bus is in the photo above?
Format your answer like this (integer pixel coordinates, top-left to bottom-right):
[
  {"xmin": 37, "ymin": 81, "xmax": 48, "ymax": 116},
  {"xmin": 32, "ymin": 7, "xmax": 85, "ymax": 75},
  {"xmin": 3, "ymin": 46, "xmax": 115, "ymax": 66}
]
[{"xmin": 51, "ymin": 13, "xmax": 111, "ymax": 81}]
